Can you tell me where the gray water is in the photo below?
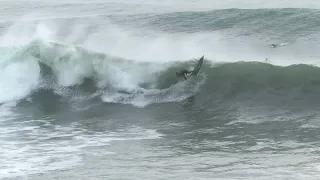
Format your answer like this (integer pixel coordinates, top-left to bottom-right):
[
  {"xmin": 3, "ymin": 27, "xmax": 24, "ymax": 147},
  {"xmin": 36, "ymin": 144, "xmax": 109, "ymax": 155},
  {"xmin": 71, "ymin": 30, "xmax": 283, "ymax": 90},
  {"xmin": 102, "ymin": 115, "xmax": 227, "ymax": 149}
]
[{"xmin": 1, "ymin": 1, "xmax": 320, "ymax": 180}]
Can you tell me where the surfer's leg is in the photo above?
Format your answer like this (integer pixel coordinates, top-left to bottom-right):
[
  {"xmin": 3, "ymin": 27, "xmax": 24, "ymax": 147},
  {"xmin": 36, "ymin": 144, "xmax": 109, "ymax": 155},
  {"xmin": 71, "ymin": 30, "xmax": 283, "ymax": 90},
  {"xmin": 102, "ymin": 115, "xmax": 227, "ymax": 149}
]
[{"xmin": 183, "ymin": 75, "xmax": 187, "ymax": 80}]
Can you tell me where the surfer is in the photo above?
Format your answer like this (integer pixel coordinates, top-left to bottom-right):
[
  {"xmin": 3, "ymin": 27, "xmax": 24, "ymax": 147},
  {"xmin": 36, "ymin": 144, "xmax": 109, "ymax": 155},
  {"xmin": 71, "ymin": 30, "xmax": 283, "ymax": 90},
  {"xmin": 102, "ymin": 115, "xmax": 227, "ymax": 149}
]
[
  {"xmin": 176, "ymin": 69, "xmax": 193, "ymax": 80},
  {"xmin": 176, "ymin": 55, "xmax": 204, "ymax": 80}
]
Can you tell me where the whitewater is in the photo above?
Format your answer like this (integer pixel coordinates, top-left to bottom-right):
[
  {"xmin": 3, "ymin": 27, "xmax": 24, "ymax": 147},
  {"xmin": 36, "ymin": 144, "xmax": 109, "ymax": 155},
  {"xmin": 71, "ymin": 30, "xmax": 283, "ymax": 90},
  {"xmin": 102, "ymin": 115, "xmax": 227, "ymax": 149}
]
[{"xmin": 1, "ymin": 0, "xmax": 320, "ymax": 180}]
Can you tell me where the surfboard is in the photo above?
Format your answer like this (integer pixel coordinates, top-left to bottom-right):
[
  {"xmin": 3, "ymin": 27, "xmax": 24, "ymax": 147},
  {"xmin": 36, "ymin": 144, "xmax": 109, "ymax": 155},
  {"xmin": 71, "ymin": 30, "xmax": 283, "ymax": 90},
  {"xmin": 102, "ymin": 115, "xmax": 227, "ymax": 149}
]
[{"xmin": 191, "ymin": 55, "xmax": 204, "ymax": 76}]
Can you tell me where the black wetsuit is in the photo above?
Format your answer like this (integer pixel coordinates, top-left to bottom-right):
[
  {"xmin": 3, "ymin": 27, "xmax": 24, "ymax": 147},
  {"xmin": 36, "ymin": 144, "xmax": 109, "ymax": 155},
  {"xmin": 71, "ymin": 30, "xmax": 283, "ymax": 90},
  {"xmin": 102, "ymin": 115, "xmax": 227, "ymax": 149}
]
[{"xmin": 176, "ymin": 69, "xmax": 193, "ymax": 80}]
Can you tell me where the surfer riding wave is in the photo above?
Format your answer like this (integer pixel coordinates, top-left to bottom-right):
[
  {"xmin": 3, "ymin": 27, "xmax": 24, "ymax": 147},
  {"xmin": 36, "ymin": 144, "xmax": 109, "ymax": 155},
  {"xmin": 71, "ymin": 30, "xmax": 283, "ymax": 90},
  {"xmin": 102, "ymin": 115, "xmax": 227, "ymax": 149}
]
[{"xmin": 176, "ymin": 55, "xmax": 204, "ymax": 80}]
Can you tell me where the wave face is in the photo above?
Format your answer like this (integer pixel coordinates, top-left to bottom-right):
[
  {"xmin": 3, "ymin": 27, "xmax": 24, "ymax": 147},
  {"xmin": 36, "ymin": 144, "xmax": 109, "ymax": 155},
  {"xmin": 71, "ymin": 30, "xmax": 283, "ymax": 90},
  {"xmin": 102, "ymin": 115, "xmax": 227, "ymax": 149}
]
[{"xmin": 1, "ymin": 38, "xmax": 320, "ymax": 108}]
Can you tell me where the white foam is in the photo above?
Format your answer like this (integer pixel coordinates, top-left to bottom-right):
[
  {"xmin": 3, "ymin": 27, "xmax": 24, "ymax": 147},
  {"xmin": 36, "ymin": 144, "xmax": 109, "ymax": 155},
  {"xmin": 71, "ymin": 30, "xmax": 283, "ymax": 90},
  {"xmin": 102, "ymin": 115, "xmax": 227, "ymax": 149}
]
[
  {"xmin": 79, "ymin": 21, "xmax": 320, "ymax": 67},
  {"xmin": 0, "ymin": 17, "xmax": 58, "ymax": 104},
  {"xmin": 83, "ymin": 24, "xmax": 227, "ymax": 63},
  {"xmin": 0, "ymin": 53, "xmax": 40, "ymax": 103},
  {"xmin": 102, "ymin": 75, "xmax": 205, "ymax": 107},
  {"xmin": 0, "ymin": 121, "xmax": 163, "ymax": 179}
]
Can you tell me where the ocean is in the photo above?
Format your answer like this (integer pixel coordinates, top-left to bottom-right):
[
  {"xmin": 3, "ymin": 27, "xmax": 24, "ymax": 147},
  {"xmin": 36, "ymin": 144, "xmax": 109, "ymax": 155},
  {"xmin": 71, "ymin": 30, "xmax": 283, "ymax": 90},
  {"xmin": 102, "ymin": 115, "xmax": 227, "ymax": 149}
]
[{"xmin": 1, "ymin": 0, "xmax": 320, "ymax": 179}]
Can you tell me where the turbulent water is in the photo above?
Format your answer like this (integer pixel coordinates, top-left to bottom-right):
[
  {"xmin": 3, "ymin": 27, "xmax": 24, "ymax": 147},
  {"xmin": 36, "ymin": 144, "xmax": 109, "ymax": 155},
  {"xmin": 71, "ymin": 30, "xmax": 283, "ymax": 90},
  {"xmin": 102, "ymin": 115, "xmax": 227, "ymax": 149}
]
[{"xmin": 2, "ymin": 1, "xmax": 320, "ymax": 179}]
